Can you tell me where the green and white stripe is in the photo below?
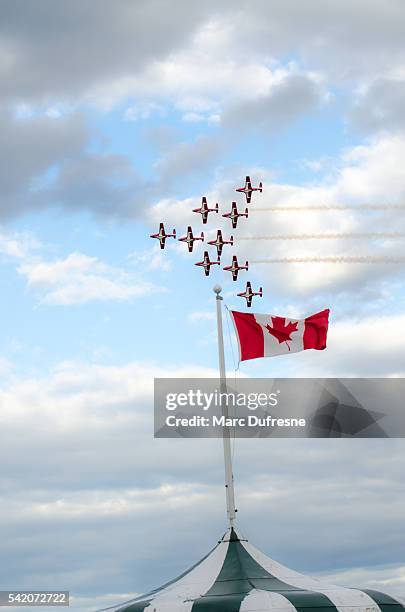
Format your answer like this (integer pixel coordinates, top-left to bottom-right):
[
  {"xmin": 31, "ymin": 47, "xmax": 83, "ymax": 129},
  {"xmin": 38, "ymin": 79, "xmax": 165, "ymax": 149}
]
[{"xmin": 107, "ymin": 529, "xmax": 404, "ymax": 612}]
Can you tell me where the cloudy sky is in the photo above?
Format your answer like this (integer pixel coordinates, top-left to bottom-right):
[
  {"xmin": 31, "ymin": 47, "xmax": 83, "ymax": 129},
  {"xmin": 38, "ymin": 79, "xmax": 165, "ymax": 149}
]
[{"xmin": 0, "ymin": 1, "xmax": 405, "ymax": 609}]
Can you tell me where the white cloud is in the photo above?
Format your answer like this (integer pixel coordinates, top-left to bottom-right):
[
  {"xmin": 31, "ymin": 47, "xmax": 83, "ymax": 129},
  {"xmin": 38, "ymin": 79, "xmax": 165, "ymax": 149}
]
[
  {"xmin": 17, "ymin": 251, "xmax": 157, "ymax": 305},
  {"xmin": 0, "ymin": 360, "xmax": 218, "ymax": 431},
  {"xmin": 128, "ymin": 245, "xmax": 172, "ymax": 273},
  {"xmin": 1, "ymin": 483, "xmax": 211, "ymax": 522},
  {"xmin": 334, "ymin": 135, "xmax": 405, "ymax": 202},
  {"xmin": 0, "ymin": 230, "xmax": 163, "ymax": 307},
  {"xmin": 124, "ymin": 102, "xmax": 164, "ymax": 122},
  {"xmin": 89, "ymin": 21, "xmax": 325, "ymax": 121},
  {"xmin": 296, "ymin": 312, "xmax": 405, "ymax": 377},
  {"xmin": 321, "ymin": 565, "xmax": 405, "ymax": 600},
  {"xmin": 0, "ymin": 357, "xmax": 14, "ymax": 378},
  {"xmin": 188, "ymin": 310, "xmax": 216, "ymax": 323},
  {"xmin": 0, "ymin": 229, "xmax": 41, "ymax": 260},
  {"xmin": 182, "ymin": 112, "xmax": 220, "ymax": 124},
  {"xmin": 349, "ymin": 75, "xmax": 405, "ymax": 134}
]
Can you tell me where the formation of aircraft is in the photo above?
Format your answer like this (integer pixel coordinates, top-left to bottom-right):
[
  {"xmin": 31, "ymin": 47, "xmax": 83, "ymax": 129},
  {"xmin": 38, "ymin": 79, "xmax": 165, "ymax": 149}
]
[
  {"xmin": 192, "ymin": 197, "xmax": 219, "ymax": 224},
  {"xmin": 236, "ymin": 175, "xmax": 263, "ymax": 204},
  {"xmin": 207, "ymin": 230, "xmax": 233, "ymax": 258},
  {"xmin": 178, "ymin": 226, "xmax": 204, "ymax": 253},
  {"xmin": 237, "ymin": 281, "xmax": 262, "ymax": 307},
  {"xmin": 195, "ymin": 251, "xmax": 220, "ymax": 276},
  {"xmin": 150, "ymin": 176, "xmax": 263, "ymax": 305},
  {"xmin": 222, "ymin": 202, "xmax": 249, "ymax": 229},
  {"xmin": 150, "ymin": 223, "xmax": 176, "ymax": 249},
  {"xmin": 223, "ymin": 255, "xmax": 249, "ymax": 281}
]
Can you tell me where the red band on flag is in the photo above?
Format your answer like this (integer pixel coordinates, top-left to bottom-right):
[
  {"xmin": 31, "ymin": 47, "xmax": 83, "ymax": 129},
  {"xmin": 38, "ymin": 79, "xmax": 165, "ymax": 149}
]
[
  {"xmin": 303, "ymin": 309, "xmax": 330, "ymax": 350},
  {"xmin": 230, "ymin": 311, "xmax": 264, "ymax": 361}
]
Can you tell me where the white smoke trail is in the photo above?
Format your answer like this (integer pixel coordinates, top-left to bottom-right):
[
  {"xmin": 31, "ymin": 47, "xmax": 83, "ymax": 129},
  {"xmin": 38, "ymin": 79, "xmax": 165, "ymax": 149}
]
[
  {"xmin": 238, "ymin": 232, "xmax": 405, "ymax": 241},
  {"xmin": 253, "ymin": 205, "xmax": 405, "ymax": 212},
  {"xmin": 252, "ymin": 256, "xmax": 405, "ymax": 264}
]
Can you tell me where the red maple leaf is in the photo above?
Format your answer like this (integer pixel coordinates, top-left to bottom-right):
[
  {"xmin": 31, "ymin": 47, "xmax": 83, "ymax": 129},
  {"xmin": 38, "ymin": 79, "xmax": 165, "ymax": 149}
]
[{"xmin": 265, "ymin": 317, "xmax": 298, "ymax": 351}]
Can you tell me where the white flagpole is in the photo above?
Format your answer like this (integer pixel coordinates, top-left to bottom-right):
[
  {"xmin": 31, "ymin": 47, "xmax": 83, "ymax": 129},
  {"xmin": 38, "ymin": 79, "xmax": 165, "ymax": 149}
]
[{"xmin": 213, "ymin": 285, "xmax": 236, "ymax": 528}]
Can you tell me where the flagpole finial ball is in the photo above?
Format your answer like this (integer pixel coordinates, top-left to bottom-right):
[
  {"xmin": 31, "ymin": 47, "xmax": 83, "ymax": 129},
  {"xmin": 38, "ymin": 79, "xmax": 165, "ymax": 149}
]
[{"xmin": 213, "ymin": 284, "xmax": 222, "ymax": 295}]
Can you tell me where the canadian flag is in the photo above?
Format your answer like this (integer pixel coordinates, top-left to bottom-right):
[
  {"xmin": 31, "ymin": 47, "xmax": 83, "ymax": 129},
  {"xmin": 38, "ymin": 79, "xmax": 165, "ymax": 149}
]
[{"xmin": 230, "ymin": 309, "xmax": 330, "ymax": 362}]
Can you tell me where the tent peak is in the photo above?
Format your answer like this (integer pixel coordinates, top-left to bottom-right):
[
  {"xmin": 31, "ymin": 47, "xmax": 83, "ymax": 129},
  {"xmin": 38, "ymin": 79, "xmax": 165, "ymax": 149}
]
[{"xmin": 220, "ymin": 526, "xmax": 248, "ymax": 543}]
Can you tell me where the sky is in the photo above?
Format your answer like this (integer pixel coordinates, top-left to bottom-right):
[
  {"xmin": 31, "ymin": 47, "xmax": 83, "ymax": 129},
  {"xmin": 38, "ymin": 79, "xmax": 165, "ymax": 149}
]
[{"xmin": 0, "ymin": 0, "xmax": 405, "ymax": 609}]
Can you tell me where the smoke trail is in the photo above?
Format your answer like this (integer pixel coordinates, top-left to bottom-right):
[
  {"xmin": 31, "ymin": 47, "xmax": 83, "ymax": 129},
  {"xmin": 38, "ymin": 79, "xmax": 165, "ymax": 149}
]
[
  {"xmin": 253, "ymin": 205, "xmax": 405, "ymax": 212},
  {"xmin": 238, "ymin": 232, "xmax": 405, "ymax": 241},
  {"xmin": 252, "ymin": 256, "xmax": 405, "ymax": 264}
]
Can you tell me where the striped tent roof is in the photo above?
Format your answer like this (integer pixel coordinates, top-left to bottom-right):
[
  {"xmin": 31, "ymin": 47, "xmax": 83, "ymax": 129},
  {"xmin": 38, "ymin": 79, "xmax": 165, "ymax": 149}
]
[{"xmin": 109, "ymin": 528, "xmax": 404, "ymax": 612}]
